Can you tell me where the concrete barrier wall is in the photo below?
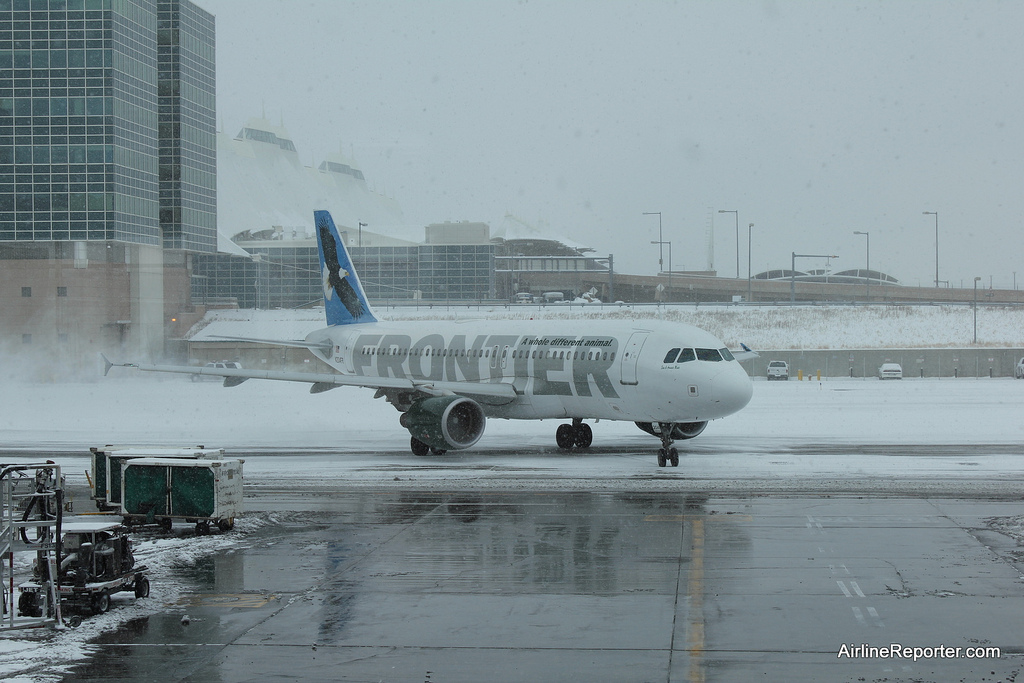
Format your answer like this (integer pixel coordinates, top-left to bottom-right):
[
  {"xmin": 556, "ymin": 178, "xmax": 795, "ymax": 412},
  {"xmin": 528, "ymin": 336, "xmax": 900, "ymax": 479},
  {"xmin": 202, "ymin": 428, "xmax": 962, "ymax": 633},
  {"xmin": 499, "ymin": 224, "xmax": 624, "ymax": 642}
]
[{"xmin": 750, "ymin": 348, "xmax": 1024, "ymax": 379}]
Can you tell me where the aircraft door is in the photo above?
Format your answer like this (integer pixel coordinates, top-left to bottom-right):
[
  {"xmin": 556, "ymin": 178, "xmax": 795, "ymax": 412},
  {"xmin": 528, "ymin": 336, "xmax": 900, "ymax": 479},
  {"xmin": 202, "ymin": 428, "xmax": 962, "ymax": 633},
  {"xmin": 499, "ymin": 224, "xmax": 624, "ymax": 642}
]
[
  {"xmin": 500, "ymin": 345, "xmax": 510, "ymax": 370},
  {"xmin": 338, "ymin": 334, "xmax": 358, "ymax": 371},
  {"xmin": 620, "ymin": 332, "xmax": 649, "ymax": 385}
]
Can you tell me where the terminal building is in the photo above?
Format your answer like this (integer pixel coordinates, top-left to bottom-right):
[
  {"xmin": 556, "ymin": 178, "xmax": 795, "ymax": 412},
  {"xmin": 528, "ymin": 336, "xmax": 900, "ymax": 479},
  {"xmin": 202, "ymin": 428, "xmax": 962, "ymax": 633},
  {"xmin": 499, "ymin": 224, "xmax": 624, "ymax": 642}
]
[
  {"xmin": 192, "ymin": 119, "xmax": 607, "ymax": 309},
  {"xmin": 193, "ymin": 119, "xmax": 500, "ymax": 307}
]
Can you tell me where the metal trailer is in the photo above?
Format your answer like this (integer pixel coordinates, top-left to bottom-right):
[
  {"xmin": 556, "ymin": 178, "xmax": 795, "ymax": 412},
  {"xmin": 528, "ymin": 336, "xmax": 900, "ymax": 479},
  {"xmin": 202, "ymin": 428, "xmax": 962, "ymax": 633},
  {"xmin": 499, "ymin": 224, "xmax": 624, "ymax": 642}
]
[
  {"xmin": 88, "ymin": 446, "xmax": 223, "ymax": 513},
  {"xmin": 121, "ymin": 458, "xmax": 244, "ymax": 534},
  {"xmin": 17, "ymin": 521, "xmax": 149, "ymax": 623}
]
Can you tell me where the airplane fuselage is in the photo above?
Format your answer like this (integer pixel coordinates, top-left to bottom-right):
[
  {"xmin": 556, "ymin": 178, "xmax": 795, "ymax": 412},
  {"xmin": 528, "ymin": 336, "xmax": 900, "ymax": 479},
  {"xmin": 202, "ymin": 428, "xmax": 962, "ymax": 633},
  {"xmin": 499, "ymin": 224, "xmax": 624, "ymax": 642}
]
[{"xmin": 306, "ymin": 318, "xmax": 753, "ymax": 424}]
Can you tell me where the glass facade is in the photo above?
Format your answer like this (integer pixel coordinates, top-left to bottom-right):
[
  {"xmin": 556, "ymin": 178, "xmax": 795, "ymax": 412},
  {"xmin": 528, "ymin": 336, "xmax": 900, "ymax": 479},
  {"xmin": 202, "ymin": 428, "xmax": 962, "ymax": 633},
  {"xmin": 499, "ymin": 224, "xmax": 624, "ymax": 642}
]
[
  {"xmin": 192, "ymin": 243, "xmax": 497, "ymax": 309},
  {"xmin": 157, "ymin": 0, "xmax": 214, "ymax": 251},
  {"xmin": 419, "ymin": 244, "xmax": 494, "ymax": 301},
  {"xmin": 0, "ymin": 0, "xmax": 214, "ymax": 249}
]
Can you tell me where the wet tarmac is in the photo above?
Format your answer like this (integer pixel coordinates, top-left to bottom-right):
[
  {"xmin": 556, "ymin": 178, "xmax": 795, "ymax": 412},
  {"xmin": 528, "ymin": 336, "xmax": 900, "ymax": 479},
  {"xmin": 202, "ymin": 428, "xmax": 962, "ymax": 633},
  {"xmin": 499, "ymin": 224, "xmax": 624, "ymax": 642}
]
[{"xmin": 57, "ymin": 487, "xmax": 1024, "ymax": 682}]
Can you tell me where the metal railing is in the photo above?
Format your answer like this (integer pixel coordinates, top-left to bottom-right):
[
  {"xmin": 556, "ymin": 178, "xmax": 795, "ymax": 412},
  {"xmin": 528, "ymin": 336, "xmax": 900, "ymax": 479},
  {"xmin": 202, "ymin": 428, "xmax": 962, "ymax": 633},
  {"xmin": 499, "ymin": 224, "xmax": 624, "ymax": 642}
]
[{"xmin": 1, "ymin": 462, "xmax": 64, "ymax": 630}]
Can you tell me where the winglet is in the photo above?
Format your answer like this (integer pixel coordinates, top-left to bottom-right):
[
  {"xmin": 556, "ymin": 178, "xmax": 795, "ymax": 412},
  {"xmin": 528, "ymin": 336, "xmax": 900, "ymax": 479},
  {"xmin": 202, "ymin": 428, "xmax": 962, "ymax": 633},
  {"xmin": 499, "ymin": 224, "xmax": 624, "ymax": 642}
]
[
  {"xmin": 100, "ymin": 353, "xmax": 138, "ymax": 376},
  {"xmin": 733, "ymin": 343, "xmax": 759, "ymax": 362},
  {"xmin": 314, "ymin": 210, "xmax": 377, "ymax": 326}
]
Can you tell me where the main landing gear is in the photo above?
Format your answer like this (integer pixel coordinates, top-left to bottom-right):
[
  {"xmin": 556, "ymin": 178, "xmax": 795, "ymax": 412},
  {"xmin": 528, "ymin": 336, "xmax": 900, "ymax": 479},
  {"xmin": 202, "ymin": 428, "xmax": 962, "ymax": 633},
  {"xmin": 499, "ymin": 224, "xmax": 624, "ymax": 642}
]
[
  {"xmin": 555, "ymin": 418, "xmax": 593, "ymax": 450},
  {"xmin": 410, "ymin": 437, "xmax": 447, "ymax": 456},
  {"xmin": 655, "ymin": 422, "xmax": 680, "ymax": 468}
]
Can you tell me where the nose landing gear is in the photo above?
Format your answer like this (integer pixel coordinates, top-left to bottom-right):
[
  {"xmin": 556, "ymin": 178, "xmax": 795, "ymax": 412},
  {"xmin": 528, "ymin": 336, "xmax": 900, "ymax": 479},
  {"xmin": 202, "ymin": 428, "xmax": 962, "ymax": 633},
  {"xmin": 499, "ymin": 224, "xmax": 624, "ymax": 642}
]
[
  {"xmin": 555, "ymin": 418, "xmax": 593, "ymax": 450},
  {"xmin": 655, "ymin": 422, "xmax": 680, "ymax": 467}
]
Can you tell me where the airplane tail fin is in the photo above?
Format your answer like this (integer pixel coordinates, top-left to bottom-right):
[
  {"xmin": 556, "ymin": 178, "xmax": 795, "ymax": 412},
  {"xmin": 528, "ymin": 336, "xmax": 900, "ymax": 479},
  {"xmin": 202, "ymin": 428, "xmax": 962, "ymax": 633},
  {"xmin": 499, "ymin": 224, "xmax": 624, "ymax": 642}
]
[{"xmin": 314, "ymin": 210, "xmax": 377, "ymax": 326}]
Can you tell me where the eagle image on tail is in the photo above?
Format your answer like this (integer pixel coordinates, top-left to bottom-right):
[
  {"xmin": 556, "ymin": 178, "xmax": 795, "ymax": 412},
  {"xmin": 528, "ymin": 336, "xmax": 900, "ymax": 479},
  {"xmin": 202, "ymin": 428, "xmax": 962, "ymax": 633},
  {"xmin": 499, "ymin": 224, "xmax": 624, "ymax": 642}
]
[{"xmin": 318, "ymin": 218, "xmax": 366, "ymax": 320}]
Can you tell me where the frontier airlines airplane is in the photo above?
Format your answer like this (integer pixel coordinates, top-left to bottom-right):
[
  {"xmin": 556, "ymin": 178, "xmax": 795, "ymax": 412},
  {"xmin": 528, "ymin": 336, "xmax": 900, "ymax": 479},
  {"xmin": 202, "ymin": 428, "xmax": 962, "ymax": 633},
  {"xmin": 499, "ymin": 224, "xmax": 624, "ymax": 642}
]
[{"xmin": 106, "ymin": 211, "xmax": 756, "ymax": 467}]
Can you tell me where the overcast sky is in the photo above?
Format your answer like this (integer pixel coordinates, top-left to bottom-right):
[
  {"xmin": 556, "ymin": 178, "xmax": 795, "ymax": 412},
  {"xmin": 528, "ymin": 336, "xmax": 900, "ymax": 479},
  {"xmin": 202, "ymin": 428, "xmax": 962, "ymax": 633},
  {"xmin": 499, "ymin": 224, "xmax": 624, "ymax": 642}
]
[{"xmin": 199, "ymin": 0, "xmax": 1024, "ymax": 289}]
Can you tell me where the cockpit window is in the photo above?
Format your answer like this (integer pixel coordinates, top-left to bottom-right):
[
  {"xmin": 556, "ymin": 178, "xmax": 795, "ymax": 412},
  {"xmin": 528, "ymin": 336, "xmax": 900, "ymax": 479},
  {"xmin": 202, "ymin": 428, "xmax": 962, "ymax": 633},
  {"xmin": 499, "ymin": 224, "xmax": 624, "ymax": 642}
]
[
  {"xmin": 719, "ymin": 347, "xmax": 735, "ymax": 361},
  {"xmin": 695, "ymin": 348, "xmax": 723, "ymax": 362},
  {"xmin": 663, "ymin": 348, "xmax": 680, "ymax": 363},
  {"xmin": 676, "ymin": 348, "xmax": 696, "ymax": 363}
]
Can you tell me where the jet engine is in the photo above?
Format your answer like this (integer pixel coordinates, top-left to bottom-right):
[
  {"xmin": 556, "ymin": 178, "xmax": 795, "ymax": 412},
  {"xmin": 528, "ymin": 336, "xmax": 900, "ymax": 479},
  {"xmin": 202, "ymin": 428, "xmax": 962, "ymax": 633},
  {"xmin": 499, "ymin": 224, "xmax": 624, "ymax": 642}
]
[
  {"xmin": 400, "ymin": 396, "xmax": 486, "ymax": 450},
  {"xmin": 634, "ymin": 421, "xmax": 708, "ymax": 440}
]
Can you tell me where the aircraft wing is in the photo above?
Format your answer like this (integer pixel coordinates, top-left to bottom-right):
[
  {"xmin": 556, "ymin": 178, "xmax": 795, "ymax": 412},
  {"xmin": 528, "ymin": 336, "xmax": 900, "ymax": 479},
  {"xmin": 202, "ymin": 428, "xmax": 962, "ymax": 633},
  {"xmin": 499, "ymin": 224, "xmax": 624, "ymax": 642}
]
[
  {"xmin": 732, "ymin": 343, "xmax": 760, "ymax": 363},
  {"xmin": 207, "ymin": 335, "xmax": 333, "ymax": 353},
  {"xmin": 101, "ymin": 355, "xmax": 517, "ymax": 401}
]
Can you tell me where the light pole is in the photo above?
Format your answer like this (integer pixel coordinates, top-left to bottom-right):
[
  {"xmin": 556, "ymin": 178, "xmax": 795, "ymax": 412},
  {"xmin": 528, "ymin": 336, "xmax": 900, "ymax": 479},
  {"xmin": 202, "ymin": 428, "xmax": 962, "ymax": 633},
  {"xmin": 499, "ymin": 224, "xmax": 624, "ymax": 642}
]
[
  {"xmin": 853, "ymin": 231, "xmax": 870, "ymax": 302},
  {"xmin": 923, "ymin": 211, "xmax": 938, "ymax": 287},
  {"xmin": 719, "ymin": 209, "xmax": 739, "ymax": 278},
  {"xmin": 747, "ymin": 223, "xmax": 753, "ymax": 302},
  {"xmin": 651, "ymin": 239, "xmax": 672, "ymax": 301},
  {"xmin": 643, "ymin": 212, "xmax": 663, "ymax": 274},
  {"xmin": 791, "ymin": 252, "xmax": 838, "ymax": 303},
  {"xmin": 973, "ymin": 276, "xmax": 981, "ymax": 343}
]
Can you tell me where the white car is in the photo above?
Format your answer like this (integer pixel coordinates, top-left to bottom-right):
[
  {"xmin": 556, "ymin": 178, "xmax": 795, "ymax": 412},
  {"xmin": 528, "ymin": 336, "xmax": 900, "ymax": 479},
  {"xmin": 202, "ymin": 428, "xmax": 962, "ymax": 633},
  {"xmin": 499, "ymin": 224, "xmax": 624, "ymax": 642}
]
[
  {"xmin": 766, "ymin": 360, "xmax": 789, "ymax": 381},
  {"xmin": 1015, "ymin": 357, "xmax": 1024, "ymax": 379},
  {"xmin": 191, "ymin": 360, "xmax": 242, "ymax": 382},
  {"xmin": 878, "ymin": 363, "xmax": 903, "ymax": 380}
]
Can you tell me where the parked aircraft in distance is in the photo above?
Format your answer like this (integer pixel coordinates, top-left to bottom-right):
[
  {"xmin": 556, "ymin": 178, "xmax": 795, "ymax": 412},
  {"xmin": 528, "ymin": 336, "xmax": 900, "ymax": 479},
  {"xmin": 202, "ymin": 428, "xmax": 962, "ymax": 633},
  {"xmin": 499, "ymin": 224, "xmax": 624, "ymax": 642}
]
[{"xmin": 105, "ymin": 211, "xmax": 756, "ymax": 466}]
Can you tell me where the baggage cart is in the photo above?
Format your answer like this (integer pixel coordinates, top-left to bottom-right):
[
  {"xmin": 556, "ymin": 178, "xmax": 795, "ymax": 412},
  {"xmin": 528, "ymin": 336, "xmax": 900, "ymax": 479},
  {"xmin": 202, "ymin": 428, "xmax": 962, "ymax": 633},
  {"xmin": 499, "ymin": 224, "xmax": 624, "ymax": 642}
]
[
  {"xmin": 121, "ymin": 458, "xmax": 243, "ymax": 534},
  {"xmin": 88, "ymin": 446, "xmax": 223, "ymax": 513}
]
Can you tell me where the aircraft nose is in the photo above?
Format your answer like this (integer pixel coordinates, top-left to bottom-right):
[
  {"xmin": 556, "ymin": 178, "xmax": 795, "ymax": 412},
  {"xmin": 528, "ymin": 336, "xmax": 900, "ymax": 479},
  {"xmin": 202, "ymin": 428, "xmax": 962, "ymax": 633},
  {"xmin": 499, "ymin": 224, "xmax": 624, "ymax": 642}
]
[{"xmin": 712, "ymin": 365, "xmax": 753, "ymax": 415}]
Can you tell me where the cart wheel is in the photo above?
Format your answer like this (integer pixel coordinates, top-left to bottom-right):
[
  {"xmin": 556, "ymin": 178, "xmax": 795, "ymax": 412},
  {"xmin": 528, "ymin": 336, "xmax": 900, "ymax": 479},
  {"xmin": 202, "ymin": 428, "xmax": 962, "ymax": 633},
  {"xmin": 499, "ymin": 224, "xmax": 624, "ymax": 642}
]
[
  {"xmin": 18, "ymin": 591, "xmax": 41, "ymax": 618},
  {"xmin": 217, "ymin": 518, "xmax": 234, "ymax": 532},
  {"xmin": 91, "ymin": 591, "xmax": 111, "ymax": 615},
  {"xmin": 159, "ymin": 518, "xmax": 172, "ymax": 532},
  {"xmin": 134, "ymin": 576, "xmax": 150, "ymax": 599},
  {"xmin": 195, "ymin": 521, "xmax": 211, "ymax": 536},
  {"xmin": 65, "ymin": 614, "xmax": 83, "ymax": 628}
]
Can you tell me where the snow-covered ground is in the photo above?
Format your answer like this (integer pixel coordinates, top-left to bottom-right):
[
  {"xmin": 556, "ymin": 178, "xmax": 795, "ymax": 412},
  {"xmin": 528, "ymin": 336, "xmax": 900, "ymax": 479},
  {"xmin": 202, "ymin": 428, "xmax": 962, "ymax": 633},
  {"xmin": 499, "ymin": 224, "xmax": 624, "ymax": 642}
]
[{"xmin": 0, "ymin": 373, "xmax": 1021, "ymax": 488}]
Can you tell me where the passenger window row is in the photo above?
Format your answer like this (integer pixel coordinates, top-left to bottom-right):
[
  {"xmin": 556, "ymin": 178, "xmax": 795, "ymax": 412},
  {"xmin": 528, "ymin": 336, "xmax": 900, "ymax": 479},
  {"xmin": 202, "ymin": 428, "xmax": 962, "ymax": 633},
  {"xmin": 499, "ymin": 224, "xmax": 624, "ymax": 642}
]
[
  {"xmin": 663, "ymin": 347, "xmax": 735, "ymax": 363},
  {"xmin": 361, "ymin": 346, "xmax": 615, "ymax": 362}
]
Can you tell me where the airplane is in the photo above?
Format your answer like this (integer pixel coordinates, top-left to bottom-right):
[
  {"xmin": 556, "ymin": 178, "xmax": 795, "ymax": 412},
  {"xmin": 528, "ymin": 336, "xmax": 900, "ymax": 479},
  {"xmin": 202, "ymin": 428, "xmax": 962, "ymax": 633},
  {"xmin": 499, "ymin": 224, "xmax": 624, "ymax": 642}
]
[{"xmin": 104, "ymin": 210, "xmax": 756, "ymax": 467}]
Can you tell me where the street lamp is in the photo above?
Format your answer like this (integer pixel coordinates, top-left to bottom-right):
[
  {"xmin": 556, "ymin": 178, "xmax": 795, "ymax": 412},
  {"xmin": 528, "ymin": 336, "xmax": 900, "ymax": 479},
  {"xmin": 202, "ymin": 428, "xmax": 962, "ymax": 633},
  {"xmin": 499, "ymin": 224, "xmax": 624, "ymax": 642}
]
[
  {"xmin": 923, "ymin": 211, "xmax": 938, "ymax": 287},
  {"xmin": 853, "ymin": 231, "xmax": 870, "ymax": 302},
  {"xmin": 650, "ymin": 239, "xmax": 672, "ymax": 301},
  {"xmin": 791, "ymin": 252, "xmax": 838, "ymax": 303},
  {"xmin": 973, "ymin": 276, "xmax": 981, "ymax": 343},
  {"xmin": 747, "ymin": 223, "xmax": 753, "ymax": 303},
  {"xmin": 718, "ymin": 209, "xmax": 739, "ymax": 278},
  {"xmin": 643, "ymin": 212, "xmax": 663, "ymax": 274}
]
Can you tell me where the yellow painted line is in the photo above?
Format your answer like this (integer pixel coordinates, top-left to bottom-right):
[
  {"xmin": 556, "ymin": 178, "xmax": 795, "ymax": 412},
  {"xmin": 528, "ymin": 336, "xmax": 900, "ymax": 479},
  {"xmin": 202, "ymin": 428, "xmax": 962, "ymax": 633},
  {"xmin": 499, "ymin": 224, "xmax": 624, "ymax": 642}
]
[
  {"xmin": 172, "ymin": 593, "xmax": 278, "ymax": 609},
  {"xmin": 687, "ymin": 517, "xmax": 705, "ymax": 683},
  {"xmin": 644, "ymin": 514, "xmax": 753, "ymax": 522}
]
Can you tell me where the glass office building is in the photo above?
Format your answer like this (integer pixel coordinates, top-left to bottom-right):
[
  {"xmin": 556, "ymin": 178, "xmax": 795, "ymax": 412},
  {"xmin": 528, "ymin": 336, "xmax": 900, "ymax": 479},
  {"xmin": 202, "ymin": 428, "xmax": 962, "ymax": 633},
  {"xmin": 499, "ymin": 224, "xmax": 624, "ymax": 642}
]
[{"xmin": 0, "ymin": 0, "xmax": 214, "ymax": 247}]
